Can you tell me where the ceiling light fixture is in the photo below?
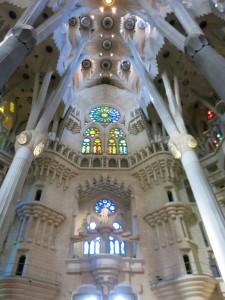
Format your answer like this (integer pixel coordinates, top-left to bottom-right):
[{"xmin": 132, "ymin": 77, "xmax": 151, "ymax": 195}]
[
  {"xmin": 104, "ymin": 0, "xmax": 114, "ymax": 6},
  {"xmin": 99, "ymin": 7, "xmax": 104, "ymax": 13},
  {"xmin": 111, "ymin": 7, "xmax": 116, "ymax": 13}
]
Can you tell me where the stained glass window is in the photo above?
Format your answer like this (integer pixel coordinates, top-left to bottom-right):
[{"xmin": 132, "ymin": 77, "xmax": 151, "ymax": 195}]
[
  {"xmin": 84, "ymin": 237, "xmax": 100, "ymax": 255},
  {"xmin": 90, "ymin": 107, "xmax": 120, "ymax": 123},
  {"xmin": 86, "ymin": 127, "xmax": 100, "ymax": 137},
  {"xmin": 207, "ymin": 109, "xmax": 215, "ymax": 120},
  {"xmin": 119, "ymin": 138, "xmax": 128, "ymax": 154},
  {"xmin": 109, "ymin": 236, "xmax": 125, "ymax": 255},
  {"xmin": 82, "ymin": 138, "xmax": 91, "ymax": 153},
  {"xmin": 110, "ymin": 128, "xmax": 124, "ymax": 137},
  {"xmin": 113, "ymin": 222, "xmax": 122, "ymax": 230},
  {"xmin": 108, "ymin": 139, "xmax": 117, "ymax": 154},
  {"xmin": 95, "ymin": 199, "xmax": 116, "ymax": 215},
  {"xmin": 93, "ymin": 138, "xmax": 102, "ymax": 154}
]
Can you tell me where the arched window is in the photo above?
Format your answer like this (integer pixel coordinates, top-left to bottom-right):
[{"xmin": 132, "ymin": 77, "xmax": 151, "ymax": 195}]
[
  {"xmin": 82, "ymin": 138, "xmax": 91, "ymax": 154},
  {"xmin": 121, "ymin": 158, "xmax": 128, "ymax": 168},
  {"xmin": 108, "ymin": 139, "xmax": 117, "ymax": 154},
  {"xmin": 35, "ymin": 189, "xmax": 42, "ymax": 201},
  {"xmin": 93, "ymin": 138, "xmax": 102, "ymax": 154},
  {"xmin": 16, "ymin": 255, "xmax": 26, "ymax": 276},
  {"xmin": 109, "ymin": 236, "xmax": 125, "ymax": 255},
  {"xmin": 119, "ymin": 139, "xmax": 128, "ymax": 154},
  {"xmin": 109, "ymin": 158, "xmax": 117, "ymax": 167},
  {"xmin": 84, "ymin": 237, "xmax": 100, "ymax": 255},
  {"xmin": 183, "ymin": 255, "xmax": 192, "ymax": 274},
  {"xmin": 81, "ymin": 158, "xmax": 89, "ymax": 167},
  {"xmin": 93, "ymin": 158, "xmax": 101, "ymax": 167}
]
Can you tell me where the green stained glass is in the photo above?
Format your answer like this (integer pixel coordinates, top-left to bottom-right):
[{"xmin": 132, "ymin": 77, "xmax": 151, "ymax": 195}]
[
  {"xmin": 86, "ymin": 127, "xmax": 100, "ymax": 137},
  {"xmin": 90, "ymin": 107, "xmax": 120, "ymax": 123},
  {"xmin": 110, "ymin": 128, "xmax": 124, "ymax": 137},
  {"xmin": 119, "ymin": 138, "xmax": 128, "ymax": 154}
]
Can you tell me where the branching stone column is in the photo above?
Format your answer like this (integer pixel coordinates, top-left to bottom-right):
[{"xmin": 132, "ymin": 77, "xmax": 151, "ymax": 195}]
[
  {"xmin": 184, "ymin": 34, "xmax": 225, "ymax": 101},
  {"xmin": 127, "ymin": 38, "xmax": 225, "ymax": 282},
  {"xmin": 0, "ymin": 25, "xmax": 37, "ymax": 89}
]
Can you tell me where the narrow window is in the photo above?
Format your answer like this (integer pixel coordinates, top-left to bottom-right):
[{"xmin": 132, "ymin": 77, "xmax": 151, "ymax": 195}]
[
  {"xmin": 109, "ymin": 158, "xmax": 117, "ymax": 167},
  {"xmin": 209, "ymin": 256, "xmax": 221, "ymax": 277},
  {"xmin": 183, "ymin": 255, "xmax": 192, "ymax": 274},
  {"xmin": 119, "ymin": 138, "xmax": 128, "ymax": 154},
  {"xmin": 81, "ymin": 158, "xmax": 89, "ymax": 167},
  {"xmin": 108, "ymin": 139, "xmax": 117, "ymax": 154},
  {"xmin": 167, "ymin": 191, "xmax": 174, "ymax": 202},
  {"xmin": 35, "ymin": 189, "xmax": 42, "ymax": 201},
  {"xmin": 93, "ymin": 138, "xmax": 102, "ymax": 154},
  {"xmin": 82, "ymin": 138, "xmax": 91, "ymax": 154},
  {"xmin": 16, "ymin": 255, "xmax": 26, "ymax": 276}
]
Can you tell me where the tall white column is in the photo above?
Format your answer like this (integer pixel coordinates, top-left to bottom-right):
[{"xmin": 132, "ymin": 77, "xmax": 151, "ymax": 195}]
[
  {"xmin": 182, "ymin": 149, "xmax": 225, "ymax": 279},
  {"xmin": 128, "ymin": 41, "xmax": 225, "ymax": 282},
  {"xmin": 0, "ymin": 147, "xmax": 33, "ymax": 248}
]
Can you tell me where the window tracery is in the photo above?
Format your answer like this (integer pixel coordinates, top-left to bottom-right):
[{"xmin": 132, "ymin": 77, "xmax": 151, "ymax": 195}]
[
  {"xmin": 86, "ymin": 127, "xmax": 100, "ymax": 137},
  {"xmin": 110, "ymin": 128, "xmax": 124, "ymax": 137},
  {"xmin": 89, "ymin": 107, "xmax": 120, "ymax": 123},
  {"xmin": 95, "ymin": 199, "xmax": 116, "ymax": 215}
]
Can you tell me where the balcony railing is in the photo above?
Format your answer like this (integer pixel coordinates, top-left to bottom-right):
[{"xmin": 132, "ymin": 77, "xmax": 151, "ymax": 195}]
[
  {"xmin": 0, "ymin": 263, "xmax": 61, "ymax": 286},
  {"xmin": 149, "ymin": 261, "xmax": 220, "ymax": 285}
]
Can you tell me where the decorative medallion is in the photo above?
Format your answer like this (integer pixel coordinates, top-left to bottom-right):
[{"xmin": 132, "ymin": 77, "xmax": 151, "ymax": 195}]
[
  {"xmin": 33, "ymin": 141, "xmax": 45, "ymax": 157},
  {"xmin": 103, "ymin": 40, "xmax": 112, "ymax": 50},
  {"xmin": 82, "ymin": 59, "xmax": 91, "ymax": 69},
  {"xmin": 101, "ymin": 60, "xmax": 111, "ymax": 70},
  {"xmin": 121, "ymin": 61, "xmax": 131, "ymax": 70},
  {"xmin": 80, "ymin": 16, "xmax": 91, "ymax": 28},
  {"xmin": 125, "ymin": 18, "xmax": 135, "ymax": 30},
  {"xmin": 102, "ymin": 17, "xmax": 114, "ymax": 29}
]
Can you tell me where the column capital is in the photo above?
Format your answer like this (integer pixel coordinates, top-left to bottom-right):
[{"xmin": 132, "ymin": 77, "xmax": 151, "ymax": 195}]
[
  {"xmin": 184, "ymin": 34, "xmax": 209, "ymax": 62},
  {"xmin": 168, "ymin": 134, "xmax": 197, "ymax": 159},
  {"xmin": 8, "ymin": 24, "xmax": 37, "ymax": 53}
]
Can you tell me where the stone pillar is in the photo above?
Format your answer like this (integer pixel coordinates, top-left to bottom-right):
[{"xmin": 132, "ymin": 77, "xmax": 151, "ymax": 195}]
[
  {"xmin": 0, "ymin": 146, "xmax": 33, "ymax": 248},
  {"xmin": 168, "ymin": 0, "xmax": 203, "ymax": 35},
  {"xmin": 185, "ymin": 34, "xmax": 225, "ymax": 102},
  {"xmin": 0, "ymin": 130, "xmax": 47, "ymax": 249},
  {"xmin": 0, "ymin": 25, "xmax": 37, "ymax": 89},
  {"xmin": 169, "ymin": 134, "xmax": 225, "ymax": 281},
  {"xmin": 16, "ymin": 0, "xmax": 50, "ymax": 26}
]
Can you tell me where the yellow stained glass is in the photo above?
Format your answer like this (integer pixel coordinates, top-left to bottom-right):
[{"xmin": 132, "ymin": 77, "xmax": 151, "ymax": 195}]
[
  {"xmin": 0, "ymin": 106, "xmax": 4, "ymax": 114},
  {"xmin": 93, "ymin": 138, "xmax": 102, "ymax": 154},
  {"xmin": 3, "ymin": 115, "xmax": 13, "ymax": 129},
  {"xmin": 10, "ymin": 102, "xmax": 15, "ymax": 113}
]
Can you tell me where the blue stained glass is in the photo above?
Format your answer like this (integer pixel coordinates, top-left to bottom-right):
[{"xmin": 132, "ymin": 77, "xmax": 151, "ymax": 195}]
[
  {"xmin": 90, "ymin": 107, "xmax": 120, "ymax": 123},
  {"xmin": 95, "ymin": 199, "xmax": 116, "ymax": 215}
]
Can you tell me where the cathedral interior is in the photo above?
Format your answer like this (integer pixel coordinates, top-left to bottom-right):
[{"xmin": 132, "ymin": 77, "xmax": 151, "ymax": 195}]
[{"xmin": 1, "ymin": 0, "xmax": 225, "ymax": 299}]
